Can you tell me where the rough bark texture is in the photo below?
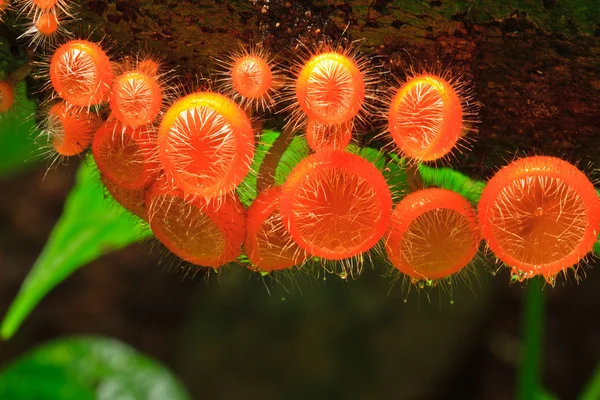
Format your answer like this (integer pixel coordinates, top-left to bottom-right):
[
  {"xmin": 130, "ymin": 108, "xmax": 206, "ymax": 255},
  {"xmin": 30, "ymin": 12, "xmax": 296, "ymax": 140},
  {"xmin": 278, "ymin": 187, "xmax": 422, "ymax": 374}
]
[
  {"xmin": 3, "ymin": 0, "xmax": 599, "ymax": 170},
  {"xmin": 65, "ymin": 0, "xmax": 600, "ymax": 173}
]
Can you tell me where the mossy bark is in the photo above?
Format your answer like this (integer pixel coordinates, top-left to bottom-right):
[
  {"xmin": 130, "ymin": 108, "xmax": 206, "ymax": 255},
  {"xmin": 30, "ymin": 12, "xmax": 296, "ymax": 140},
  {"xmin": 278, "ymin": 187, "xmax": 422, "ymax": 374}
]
[{"xmin": 3, "ymin": 0, "xmax": 599, "ymax": 172}]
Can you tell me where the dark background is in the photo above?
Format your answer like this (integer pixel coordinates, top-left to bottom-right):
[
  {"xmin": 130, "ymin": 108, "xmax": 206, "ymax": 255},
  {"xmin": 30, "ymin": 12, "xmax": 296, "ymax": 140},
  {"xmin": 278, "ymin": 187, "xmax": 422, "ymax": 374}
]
[{"xmin": 1, "ymin": 1, "xmax": 600, "ymax": 399}]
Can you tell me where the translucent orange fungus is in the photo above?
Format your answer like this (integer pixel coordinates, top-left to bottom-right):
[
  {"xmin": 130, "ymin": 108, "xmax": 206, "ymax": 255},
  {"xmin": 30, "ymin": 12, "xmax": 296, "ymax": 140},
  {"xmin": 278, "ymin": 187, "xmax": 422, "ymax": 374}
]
[
  {"xmin": 35, "ymin": 11, "xmax": 58, "ymax": 35},
  {"xmin": 147, "ymin": 185, "xmax": 245, "ymax": 267},
  {"xmin": 92, "ymin": 120, "xmax": 159, "ymax": 190},
  {"xmin": 157, "ymin": 92, "xmax": 255, "ymax": 199},
  {"xmin": 478, "ymin": 156, "xmax": 600, "ymax": 279},
  {"xmin": 110, "ymin": 70, "xmax": 163, "ymax": 128},
  {"xmin": 17, "ymin": 9, "xmax": 65, "ymax": 50},
  {"xmin": 101, "ymin": 174, "xmax": 147, "ymax": 220},
  {"xmin": 231, "ymin": 54, "xmax": 272, "ymax": 100},
  {"xmin": 46, "ymin": 101, "xmax": 101, "ymax": 156},
  {"xmin": 245, "ymin": 186, "xmax": 306, "ymax": 272},
  {"xmin": 0, "ymin": 0, "xmax": 10, "ymax": 20},
  {"xmin": 0, "ymin": 81, "xmax": 14, "ymax": 113},
  {"xmin": 296, "ymin": 51, "xmax": 365, "ymax": 125},
  {"xmin": 385, "ymin": 188, "xmax": 480, "ymax": 281},
  {"xmin": 388, "ymin": 74, "xmax": 463, "ymax": 161},
  {"xmin": 305, "ymin": 118, "xmax": 352, "ymax": 152},
  {"xmin": 138, "ymin": 59, "xmax": 159, "ymax": 77},
  {"xmin": 19, "ymin": 0, "xmax": 72, "ymax": 21},
  {"xmin": 50, "ymin": 40, "xmax": 114, "ymax": 107},
  {"xmin": 280, "ymin": 150, "xmax": 392, "ymax": 260},
  {"xmin": 33, "ymin": 0, "xmax": 56, "ymax": 9},
  {"xmin": 219, "ymin": 45, "xmax": 279, "ymax": 111}
]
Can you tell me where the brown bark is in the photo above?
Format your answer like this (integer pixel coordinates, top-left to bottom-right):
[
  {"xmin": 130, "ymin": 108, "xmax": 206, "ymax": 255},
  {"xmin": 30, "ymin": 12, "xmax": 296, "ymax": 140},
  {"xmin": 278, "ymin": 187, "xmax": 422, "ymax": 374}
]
[{"xmin": 70, "ymin": 0, "xmax": 600, "ymax": 177}]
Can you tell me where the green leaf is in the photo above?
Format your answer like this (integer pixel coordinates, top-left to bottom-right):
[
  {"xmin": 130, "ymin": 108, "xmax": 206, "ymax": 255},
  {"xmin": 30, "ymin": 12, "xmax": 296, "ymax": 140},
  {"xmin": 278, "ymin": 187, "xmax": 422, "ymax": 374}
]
[
  {"xmin": 538, "ymin": 389, "xmax": 560, "ymax": 400},
  {"xmin": 237, "ymin": 130, "xmax": 310, "ymax": 206},
  {"xmin": 418, "ymin": 163, "xmax": 486, "ymax": 204},
  {"xmin": 0, "ymin": 81, "xmax": 41, "ymax": 178},
  {"xmin": 347, "ymin": 145, "xmax": 387, "ymax": 170},
  {"xmin": 274, "ymin": 135, "xmax": 310, "ymax": 185},
  {"xmin": 579, "ymin": 362, "xmax": 600, "ymax": 400},
  {"xmin": 0, "ymin": 159, "xmax": 152, "ymax": 339},
  {"xmin": 0, "ymin": 336, "xmax": 191, "ymax": 400},
  {"xmin": 237, "ymin": 130, "xmax": 279, "ymax": 207},
  {"xmin": 381, "ymin": 155, "xmax": 410, "ymax": 196}
]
